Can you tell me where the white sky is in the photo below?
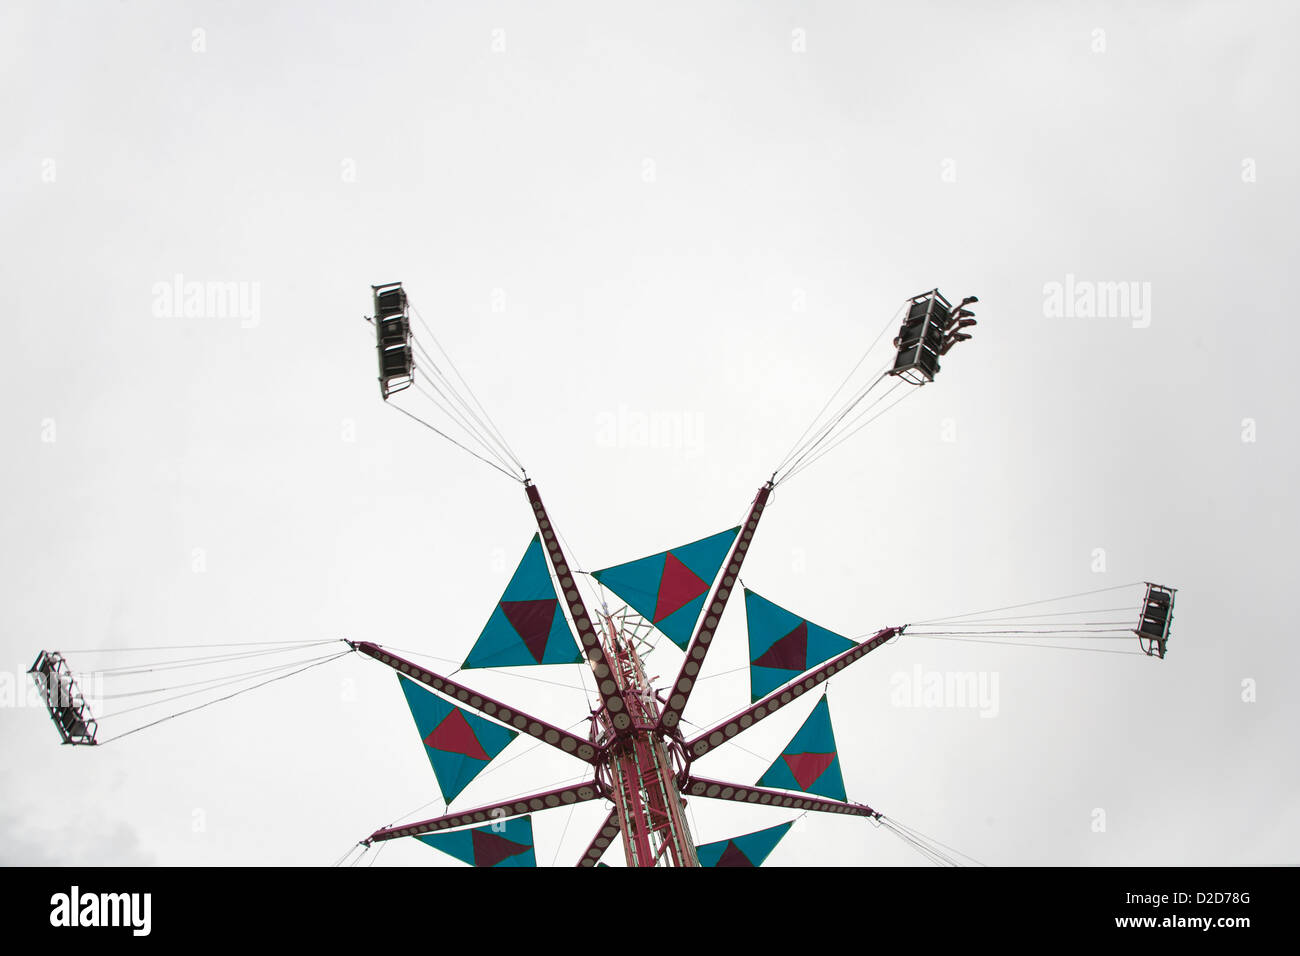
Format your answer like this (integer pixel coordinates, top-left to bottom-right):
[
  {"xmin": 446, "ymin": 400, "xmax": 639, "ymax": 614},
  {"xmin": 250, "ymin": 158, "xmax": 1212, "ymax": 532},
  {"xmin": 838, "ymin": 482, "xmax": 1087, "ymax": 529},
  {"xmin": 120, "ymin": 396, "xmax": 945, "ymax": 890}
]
[{"xmin": 2, "ymin": 0, "xmax": 1297, "ymax": 867}]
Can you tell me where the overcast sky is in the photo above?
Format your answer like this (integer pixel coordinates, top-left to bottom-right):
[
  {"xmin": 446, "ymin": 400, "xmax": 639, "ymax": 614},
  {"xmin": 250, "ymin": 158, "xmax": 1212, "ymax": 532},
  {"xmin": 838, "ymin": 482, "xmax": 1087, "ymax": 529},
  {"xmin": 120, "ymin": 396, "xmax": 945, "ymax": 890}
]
[{"xmin": 2, "ymin": 0, "xmax": 1297, "ymax": 867}]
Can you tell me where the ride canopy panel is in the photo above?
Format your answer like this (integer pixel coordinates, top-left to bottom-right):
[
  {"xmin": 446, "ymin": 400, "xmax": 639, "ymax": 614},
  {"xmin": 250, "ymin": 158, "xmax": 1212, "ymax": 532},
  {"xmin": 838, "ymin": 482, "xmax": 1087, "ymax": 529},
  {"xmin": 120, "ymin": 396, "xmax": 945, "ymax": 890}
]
[
  {"xmin": 463, "ymin": 534, "xmax": 585, "ymax": 668},
  {"xmin": 696, "ymin": 821, "xmax": 795, "ymax": 867},
  {"xmin": 744, "ymin": 589, "xmax": 857, "ymax": 702},
  {"xmin": 398, "ymin": 675, "xmax": 518, "ymax": 802},
  {"xmin": 757, "ymin": 695, "xmax": 847, "ymax": 802},
  {"xmin": 592, "ymin": 527, "xmax": 739, "ymax": 649},
  {"xmin": 417, "ymin": 816, "xmax": 537, "ymax": 867}
]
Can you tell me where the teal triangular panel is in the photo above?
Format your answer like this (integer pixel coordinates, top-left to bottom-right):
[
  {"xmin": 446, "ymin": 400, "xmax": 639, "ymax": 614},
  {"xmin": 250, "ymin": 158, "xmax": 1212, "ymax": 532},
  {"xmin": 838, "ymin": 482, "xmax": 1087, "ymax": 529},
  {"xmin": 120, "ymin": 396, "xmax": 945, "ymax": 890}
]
[
  {"xmin": 653, "ymin": 593, "xmax": 709, "ymax": 650},
  {"xmin": 463, "ymin": 604, "xmax": 530, "ymax": 668},
  {"xmin": 671, "ymin": 527, "xmax": 740, "ymax": 583},
  {"xmin": 540, "ymin": 607, "xmax": 584, "ymax": 664},
  {"xmin": 591, "ymin": 553, "xmax": 666, "ymax": 624},
  {"xmin": 463, "ymin": 535, "xmax": 583, "ymax": 668},
  {"xmin": 592, "ymin": 527, "xmax": 739, "ymax": 650},
  {"xmin": 745, "ymin": 589, "xmax": 857, "ymax": 702},
  {"xmin": 416, "ymin": 816, "xmax": 536, "ymax": 867},
  {"xmin": 786, "ymin": 695, "xmax": 837, "ymax": 754},
  {"xmin": 806, "ymin": 622, "xmax": 856, "ymax": 670},
  {"xmin": 745, "ymin": 589, "xmax": 805, "ymax": 661},
  {"xmin": 416, "ymin": 828, "xmax": 475, "ymax": 865},
  {"xmin": 697, "ymin": 821, "xmax": 795, "ymax": 866},
  {"xmin": 397, "ymin": 675, "xmax": 518, "ymax": 802},
  {"xmin": 756, "ymin": 749, "xmax": 803, "ymax": 793},
  {"xmin": 751, "ymin": 664, "xmax": 801, "ymax": 701},
  {"xmin": 501, "ymin": 535, "xmax": 555, "ymax": 601},
  {"xmin": 757, "ymin": 696, "xmax": 846, "ymax": 801}
]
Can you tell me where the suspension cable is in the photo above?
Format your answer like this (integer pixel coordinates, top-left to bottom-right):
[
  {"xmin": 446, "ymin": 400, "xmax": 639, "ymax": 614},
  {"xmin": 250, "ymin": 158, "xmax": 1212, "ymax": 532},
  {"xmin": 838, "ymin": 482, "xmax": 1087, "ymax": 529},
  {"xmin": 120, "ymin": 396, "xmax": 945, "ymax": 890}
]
[
  {"xmin": 370, "ymin": 290, "xmax": 527, "ymax": 482},
  {"xmin": 95, "ymin": 649, "xmax": 353, "ymax": 745},
  {"xmin": 908, "ymin": 635, "xmax": 1144, "ymax": 656},
  {"xmin": 886, "ymin": 815, "xmax": 987, "ymax": 867},
  {"xmin": 909, "ymin": 582, "xmax": 1145, "ymax": 626},
  {"xmin": 407, "ymin": 330, "xmax": 522, "ymax": 471},
  {"xmin": 62, "ymin": 639, "xmax": 333, "ymax": 654},
  {"xmin": 387, "ymin": 400, "xmax": 524, "ymax": 483},
  {"xmin": 772, "ymin": 301, "xmax": 905, "ymax": 476},
  {"xmin": 411, "ymin": 373, "xmax": 518, "ymax": 474},
  {"xmin": 779, "ymin": 383, "xmax": 920, "ymax": 485},
  {"xmin": 878, "ymin": 816, "xmax": 963, "ymax": 866},
  {"xmin": 76, "ymin": 641, "xmax": 340, "ymax": 678},
  {"xmin": 410, "ymin": 304, "xmax": 525, "ymax": 473},
  {"xmin": 411, "ymin": 350, "xmax": 524, "ymax": 476},
  {"xmin": 97, "ymin": 654, "xmax": 349, "ymax": 701},
  {"xmin": 97, "ymin": 648, "xmax": 352, "ymax": 719},
  {"xmin": 775, "ymin": 370, "xmax": 896, "ymax": 483}
]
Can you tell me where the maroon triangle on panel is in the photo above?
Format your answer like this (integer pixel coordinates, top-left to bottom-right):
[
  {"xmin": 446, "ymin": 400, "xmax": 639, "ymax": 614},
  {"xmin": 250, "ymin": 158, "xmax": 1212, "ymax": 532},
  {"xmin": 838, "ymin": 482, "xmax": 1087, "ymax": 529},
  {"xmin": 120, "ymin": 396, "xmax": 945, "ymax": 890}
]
[
  {"xmin": 783, "ymin": 751, "xmax": 836, "ymax": 791},
  {"xmin": 753, "ymin": 620, "xmax": 809, "ymax": 670},
  {"xmin": 425, "ymin": 708, "xmax": 491, "ymax": 761},
  {"xmin": 471, "ymin": 828, "xmax": 532, "ymax": 867},
  {"xmin": 499, "ymin": 599, "xmax": 558, "ymax": 663},
  {"xmin": 715, "ymin": 840, "xmax": 755, "ymax": 867},
  {"xmin": 653, "ymin": 552, "xmax": 709, "ymax": 622}
]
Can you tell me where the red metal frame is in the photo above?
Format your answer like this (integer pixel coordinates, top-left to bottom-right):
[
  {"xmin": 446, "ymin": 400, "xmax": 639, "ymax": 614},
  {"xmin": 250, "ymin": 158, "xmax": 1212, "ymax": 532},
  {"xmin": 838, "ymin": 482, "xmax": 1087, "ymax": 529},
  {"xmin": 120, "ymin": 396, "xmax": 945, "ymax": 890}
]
[
  {"xmin": 524, "ymin": 482, "xmax": 633, "ymax": 733},
  {"xmin": 368, "ymin": 781, "xmax": 605, "ymax": 842},
  {"xmin": 658, "ymin": 481, "xmax": 773, "ymax": 734},
  {"xmin": 684, "ymin": 625, "xmax": 901, "ymax": 760},
  {"xmin": 354, "ymin": 641, "xmax": 600, "ymax": 763},
  {"xmin": 682, "ymin": 775, "xmax": 880, "ymax": 818},
  {"xmin": 575, "ymin": 809, "xmax": 621, "ymax": 867},
  {"xmin": 593, "ymin": 613, "xmax": 699, "ymax": 866}
]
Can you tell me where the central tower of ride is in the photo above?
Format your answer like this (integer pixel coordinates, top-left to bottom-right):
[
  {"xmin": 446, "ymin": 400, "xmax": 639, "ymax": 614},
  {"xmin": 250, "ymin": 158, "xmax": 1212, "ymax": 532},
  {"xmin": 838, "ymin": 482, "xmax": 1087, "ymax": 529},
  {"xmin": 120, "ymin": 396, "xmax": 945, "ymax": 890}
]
[
  {"xmin": 524, "ymin": 478, "xmax": 772, "ymax": 866},
  {"xmin": 591, "ymin": 611, "xmax": 698, "ymax": 866}
]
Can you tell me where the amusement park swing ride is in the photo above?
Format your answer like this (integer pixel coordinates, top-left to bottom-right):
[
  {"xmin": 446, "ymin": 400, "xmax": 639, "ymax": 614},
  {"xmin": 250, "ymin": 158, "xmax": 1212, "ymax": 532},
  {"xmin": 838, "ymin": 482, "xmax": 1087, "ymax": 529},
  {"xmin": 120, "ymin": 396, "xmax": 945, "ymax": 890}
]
[{"xmin": 29, "ymin": 283, "xmax": 1177, "ymax": 867}]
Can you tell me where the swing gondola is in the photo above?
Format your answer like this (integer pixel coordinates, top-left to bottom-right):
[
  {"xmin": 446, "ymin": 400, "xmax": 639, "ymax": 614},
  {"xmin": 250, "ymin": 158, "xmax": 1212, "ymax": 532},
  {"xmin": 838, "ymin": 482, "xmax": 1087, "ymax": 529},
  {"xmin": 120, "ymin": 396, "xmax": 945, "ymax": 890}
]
[{"xmin": 28, "ymin": 650, "xmax": 98, "ymax": 746}]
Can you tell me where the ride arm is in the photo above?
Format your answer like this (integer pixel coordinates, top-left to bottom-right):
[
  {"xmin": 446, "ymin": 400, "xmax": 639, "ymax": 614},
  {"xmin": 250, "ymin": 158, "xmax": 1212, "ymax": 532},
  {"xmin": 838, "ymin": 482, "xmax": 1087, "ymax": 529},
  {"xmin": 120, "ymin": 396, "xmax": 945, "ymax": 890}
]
[
  {"xmin": 354, "ymin": 641, "xmax": 599, "ymax": 763},
  {"xmin": 366, "ymin": 780, "xmax": 606, "ymax": 843},
  {"xmin": 575, "ymin": 808, "xmax": 622, "ymax": 868},
  {"xmin": 524, "ymin": 481, "xmax": 634, "ymax": 732},
  {"xmin": 658, "ymin": 482, "xmax": 773, "ymax": 733},
  {"xmin": 684, "ymin": 625, "xmax": 900, "ymax": 759},
  {"xmin": 681, "ymin": 776, "xmax": 880, "ymax": 819}
]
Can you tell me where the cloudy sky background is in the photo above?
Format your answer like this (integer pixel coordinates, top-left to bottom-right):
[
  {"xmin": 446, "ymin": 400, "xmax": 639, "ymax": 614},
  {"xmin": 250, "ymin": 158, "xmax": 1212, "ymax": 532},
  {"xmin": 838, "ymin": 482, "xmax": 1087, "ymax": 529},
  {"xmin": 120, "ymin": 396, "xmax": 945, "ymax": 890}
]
[{"xmin": 2, "ymin": 0, "xmax": 1297, "ymax": 866}]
